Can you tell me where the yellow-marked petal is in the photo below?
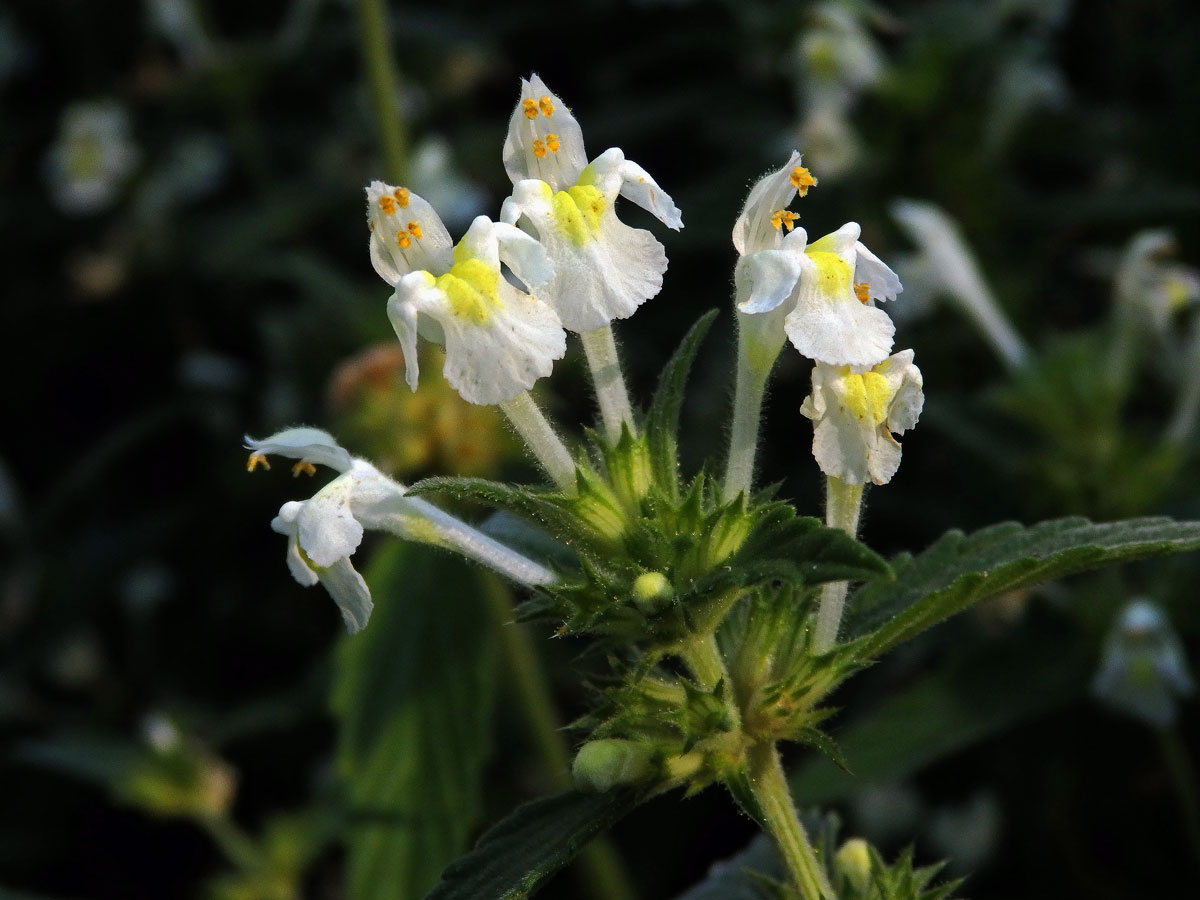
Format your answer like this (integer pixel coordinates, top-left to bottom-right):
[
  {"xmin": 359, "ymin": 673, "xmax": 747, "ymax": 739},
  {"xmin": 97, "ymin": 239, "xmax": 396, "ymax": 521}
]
[
  {"xmin": 551, "ymin": 184, "xmax": 606, "ymax": 245},
  {"xmin": 435, "ymin": 257, "xmax": 503, "ymax": 324},
  {"xmin": 806, "ymin": 250, "xmax": 853, "ymax": 297}
]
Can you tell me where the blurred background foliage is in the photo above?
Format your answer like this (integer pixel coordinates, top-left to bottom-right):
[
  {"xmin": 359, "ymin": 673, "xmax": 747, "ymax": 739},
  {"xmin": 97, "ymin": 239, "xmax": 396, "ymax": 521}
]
[{"xmin": 2, "ymin": 0, "xmax": 1199, "ymax": 897}]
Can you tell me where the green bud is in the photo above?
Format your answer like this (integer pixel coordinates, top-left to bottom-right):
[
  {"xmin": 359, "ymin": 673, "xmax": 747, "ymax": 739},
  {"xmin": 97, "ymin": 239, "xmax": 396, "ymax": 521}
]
[
  {"xmin": 632, "ymin": 571, "xmax": 673, "ymax": 614},
  {"xmin": 835, "ymin": 837, "xmax": 872, "ymax": 895},
  {"xmin": 572, "ymin": 739, "xmax": 655, "ymax": 792}
]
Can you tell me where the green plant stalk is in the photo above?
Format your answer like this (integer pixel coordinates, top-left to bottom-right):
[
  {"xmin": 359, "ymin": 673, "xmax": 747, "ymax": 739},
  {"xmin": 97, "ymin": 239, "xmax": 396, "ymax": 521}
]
[
  {"xmin": 499, "ymin": 392, "xmax": 578, "ymax": 492},
  {"xmin": 580, "ymin": 326, "xmax": 636, "ymax": 444},
  {"xmin": 724, "ymin": 332, "xmax": 771, "ymax": 498},
  {"xmin": 1158, "ymin": 725, "xmax": 1200, "ymax": 872},
  {"xmin": 482, "ymin": 577, "xmax": 636, "ymax": 900},
  {"xmin": 747, "ymin": 742, "xmax": 834, "ymax": 899},
  {"xmin": 199, "ymin": 813, "xmax": 263, "ymax": 872},
  {"xmin": 813, "ymin": 477, "xmax": 864, "ymax": 653},
  {"xmin": 354, "ymin": 0, "xmax": 408, "ymax": 182},
  {"xmin": 679, "ymin": 634, "xmax": 729, "ymax": 693}
]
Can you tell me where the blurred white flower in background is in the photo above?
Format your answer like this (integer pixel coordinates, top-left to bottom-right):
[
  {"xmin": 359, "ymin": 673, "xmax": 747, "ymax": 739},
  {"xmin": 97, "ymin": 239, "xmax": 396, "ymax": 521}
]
[
  {"xmin": 409, "ymin": 136, "xmax": 487, "ymax": 231},
  {"xmin": 1093, "ymin": 599, "xmax": 1194, "ymax": 728},
  {"xmin": 45, "ymin": 102, "xmax": 140, "ymax": 214}
]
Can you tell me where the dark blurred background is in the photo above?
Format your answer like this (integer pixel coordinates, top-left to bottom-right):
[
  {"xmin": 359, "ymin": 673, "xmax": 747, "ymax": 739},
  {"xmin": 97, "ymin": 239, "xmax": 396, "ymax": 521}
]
[{"xmin": 2, "ymin": 0, "xmax": 1199, "ymax": 897}]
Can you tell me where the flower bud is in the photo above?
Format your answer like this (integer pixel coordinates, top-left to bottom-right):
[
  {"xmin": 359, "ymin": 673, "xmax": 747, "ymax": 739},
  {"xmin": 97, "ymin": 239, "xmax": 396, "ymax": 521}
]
[
  {"xmin": 834, "ymin": 837, "xmax": 872, "ymax": 894},
  {"xmin": 572, "ymin": 739, "xmax": 655, "ymax": 792},
  {"xmin": 632, "ymin": 572, "xmax": 673, "ymax": 614}
]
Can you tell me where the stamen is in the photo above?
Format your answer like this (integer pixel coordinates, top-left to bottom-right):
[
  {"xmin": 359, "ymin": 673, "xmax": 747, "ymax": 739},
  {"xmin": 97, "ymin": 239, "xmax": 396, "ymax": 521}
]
[
  {"xmin": 790, "ymin": 166, "xmax": 818, "ymax": 197},
  {"xmin": 378, "ymin": 195, "xmax": 397, "ymax": 215},
  {"xmin": 545, "ymin": 133, "xmax": 560, "ymax": 153},
  {"xmin": 532, "ymin": 139, "xmax": 547, "ymax": 159},
  {"xmin": 407, "ymin": 221, "xmax": 423, "ymax": 239},
  {"xmin": 538, "ymin": 96, "xmax": 554, "ymax": 116},
  {"xmin": 393, "ymin": 187, "xmax": 410, "ymax": 208},
  {"xmin": 246, "ymin": 453, "xmax": 270, "ymax": 472},
  {"xmin": 770, "ymin": 209, "xmax": 800, "ymax": 232},
  {"xmin": 292, "ymin": 461, "xmax": 317, "ymax": 477},
  {"xmin": 854, "ymin": 282, "xmax": 871, "ymax": 304},
  {"xmin": 396, "ymin": 230, "xmax": 412, "ymax": 249},
  {"xmin": 522, "ymin": 98, "xmax": 539, "ymax": 119}
]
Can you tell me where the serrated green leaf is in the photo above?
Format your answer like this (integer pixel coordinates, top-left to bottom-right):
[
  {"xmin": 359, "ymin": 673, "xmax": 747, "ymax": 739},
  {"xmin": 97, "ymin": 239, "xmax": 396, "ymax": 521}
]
[
  {"xmin": 845, "ymin": 516, "xmax": 1200, "ymax": 659},
  {"xmin": 425, "ymin": 789, "xmax": 640, "ymax": 900},
  {"xmin": 332, "ymin": 543, "xmax": 496, "ymax": 900},
  {"xmin": 646, "ymin": 310, "xmax": 719, "ymax": 491}
]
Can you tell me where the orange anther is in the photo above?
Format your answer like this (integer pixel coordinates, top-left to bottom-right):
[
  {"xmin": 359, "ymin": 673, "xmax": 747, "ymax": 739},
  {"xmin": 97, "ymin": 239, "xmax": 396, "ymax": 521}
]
[
  {"xmin": 854, "ymin": 282, "xmax": 871, "ymax": 304},
  {"xmin": 522, "ymin": 98, "xmax": 539, "ymax": 119},
  {"xmin": 378, "ymin": 195, "xmax": 397, "ymax": 214},
  {"xmin": 407, "ymin": 221, "xmax": 422, "ymax": 239},
  {"xmin": 292, "ymin": 461, "xmax": 317, "ymax": 477},
  {"xmin": 396, "ymin": 230, "xmax": 412, "ymax": 249},
  {"xmin": 538, "ymin": 96, "xmax": 554, "ymax": 116},
  {"xmin": 532, "ymin": 139, "xmax": 547, "ymax": 159},
  {"xmin": 790, "ymin": 166, "xmax": 818, "ymax": 196},
  {"xmin": 247, "ymin": 453, "xmax": 270, "ymax": 472},
  {"xmin": 394, "ymin": 187, "xmax": 410, "ymax": 207},
  {"xmin": 545, "ymin": 133, "xmax": 560, "ymax": 153},
  {"xmin": 770, "ymin": 209, "xmax": 800, "ymax": 232}
]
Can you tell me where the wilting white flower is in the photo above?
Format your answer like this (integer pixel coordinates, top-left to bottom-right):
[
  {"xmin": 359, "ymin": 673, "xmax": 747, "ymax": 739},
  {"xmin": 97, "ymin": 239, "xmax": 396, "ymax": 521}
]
[
  {"xmin": 734, "ymin": 154, "xmax": 900, "ymax": 369},
  {"xmin": 800, "ymin": 349, "xmax": 923, "ymax": 485},
  {"xmin": 499, "ymin": 74, "xmax": 683, "ymax": 333},
  {"xmin": 246, "ymin": 428, "xmax": 555, "ymax": 632},
  {"xmin": 1093, "ymin": 599, "xmax": 1194, "ymax": 728},
  {"xmin": 891, "ymin": 199, "xmax": 1029, "ymax": 370},
  {"xmin": 366, "ymin": 181, "xmax": 566, "ymax": 405},
  {"xmin": 45, "ymin": 102, "xmax": 140, "ymax": 213}
]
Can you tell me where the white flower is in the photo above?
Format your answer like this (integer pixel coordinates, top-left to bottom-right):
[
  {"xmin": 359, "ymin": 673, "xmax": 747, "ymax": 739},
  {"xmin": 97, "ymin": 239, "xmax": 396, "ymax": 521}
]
[
  {"xmin": 891, "ymin": 199, "xmax": 1028, "ymax": 370},
  {"xmin": 365, "ymin": 181, "xmax": 566, "ymax": 405},
  {"xmin": 45, "ymin": 102, "xmax": 140, "ymax": 214},
  {"xmin": 499, "ymin": 74, "xmax": 683, "ymax": 333},
  {"xmin": 1114, "ymin": 229, "xmax": 1200, "ymax": 338},
  {"xmin": 800, "ymin": 349, "xmax": 923, "ymax": 485},
  {"xmin": 733, "ymin": 154, "xmax": 899, "ymax": 369},
  {"xmin": 1093, "ymin": 599, "xmax": 1194, "ymax": 728},
  {"xmin": 246, "ymin": 428, "xmax": 556, "ymax": 632},
  {"xmin": 247, "ymin": 429, "xmax": 412, "ymax": 633}
]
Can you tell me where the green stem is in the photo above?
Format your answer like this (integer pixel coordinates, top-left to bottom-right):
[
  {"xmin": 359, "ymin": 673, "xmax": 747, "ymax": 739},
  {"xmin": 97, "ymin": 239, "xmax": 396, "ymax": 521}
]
[
  {"xmin": 482, "ymin": 577, "xmax": 636, "ymax": 900},
  {"xmin": 678, "ymin": 634, "xmax": 728, "ymax": 693},
  {"xmin": 1158, "ymin": 726, "xmax": 1200, "ymax": 873},
  {"xmin": 724, "ymin": 335, "xmax": 770, "ymax": 499},
  {"xmin": 746, "ymin": 742, "xmax": 834, "ymax": 899},
  {"xmin": 499, "ymin": 392, "xmax": 577, "ymax": 492},
  {"xmin": 354, "ymin": 0, "xmax": 408, "ymax": 182},
  {"xmin": 580, "ymin": 326, "xmax": 636, "ymax": 445},
  {"xmin": 199, "ymin": 814, "xmax": 262, "ymax": 871},
  {"xmin": 813, "ymin": 477, "xmax": 864, "ymax": 654}
]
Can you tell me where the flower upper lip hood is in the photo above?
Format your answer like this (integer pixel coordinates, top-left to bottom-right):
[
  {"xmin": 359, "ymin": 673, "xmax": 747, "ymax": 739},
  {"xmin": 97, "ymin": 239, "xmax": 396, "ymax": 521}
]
[
  {"xmin": 366, "ymin": 182, "xmax": 567, "ymax": 406},
  {"xmin": 731, "ymin": 153, "xmax": 902, "ymax": 370},
  {"xmin": 499, "ymin": 74, "xmax": 683, "ymax": 333}
]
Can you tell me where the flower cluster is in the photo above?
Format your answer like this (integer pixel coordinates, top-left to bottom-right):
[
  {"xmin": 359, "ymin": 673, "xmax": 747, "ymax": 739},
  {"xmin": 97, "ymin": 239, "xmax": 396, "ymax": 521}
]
[{"xmin": 733, "ymin": 153, "xmax": 924, "ymax": 487}]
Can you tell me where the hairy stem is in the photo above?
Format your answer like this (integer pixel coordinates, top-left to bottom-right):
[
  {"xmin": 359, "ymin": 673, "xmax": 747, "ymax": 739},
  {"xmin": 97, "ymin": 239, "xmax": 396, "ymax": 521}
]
[
  {"xmin": 813, "ymin": 477, "xmax": 864, "ymax": 653},
  {"xmin": 354, "ymin": 0, "xmax": 408, "ymax": 182},
  {"xmin": 401, "ymin": 496, "xmax": 556, "ymax": 586},
  {"xmin": 499, "ymin": 392, "xmax": 577, "ymax": 492},
  {"xmin": 747, "ymin": 742, "xmax": 834, "ymax": 899},
  {"xmin": 580, "ymin": 326, "xmax": 636, "ymax": 444},
  {"xmin": 482, "ymin": 577, "xmax": 636, "ymax": 900},
  {"xmin": 724, "ymin": 333, "xmax": 771, "ymax": 498}
]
